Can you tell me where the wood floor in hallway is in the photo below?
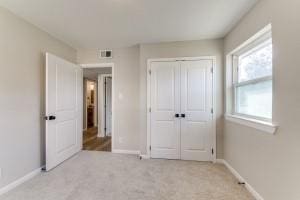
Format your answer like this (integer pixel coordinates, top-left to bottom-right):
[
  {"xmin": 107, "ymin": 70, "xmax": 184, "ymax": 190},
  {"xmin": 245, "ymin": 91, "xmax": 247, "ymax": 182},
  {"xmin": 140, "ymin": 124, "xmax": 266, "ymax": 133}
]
[{"xmin": 83, "ymin": 127, "xmax": 111, "ymax": 151}]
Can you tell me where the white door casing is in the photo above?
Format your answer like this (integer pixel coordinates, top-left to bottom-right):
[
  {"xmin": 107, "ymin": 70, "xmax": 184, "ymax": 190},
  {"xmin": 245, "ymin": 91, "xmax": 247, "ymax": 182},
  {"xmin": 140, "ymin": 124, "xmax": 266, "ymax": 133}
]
[
  {"xmin": 180, "ymin": 60, "xmax": 213, "ymax": 161},
  {"xmin": 148, "ymin": 58, "xmax": 215, "ymax": 161},
  {"xmin": 46, "ymin": 53, "xmax": 83, "ymax": 171},
  {"xmin": 150, "ymin": 61, "xmax": 181, "ymax": 159}
]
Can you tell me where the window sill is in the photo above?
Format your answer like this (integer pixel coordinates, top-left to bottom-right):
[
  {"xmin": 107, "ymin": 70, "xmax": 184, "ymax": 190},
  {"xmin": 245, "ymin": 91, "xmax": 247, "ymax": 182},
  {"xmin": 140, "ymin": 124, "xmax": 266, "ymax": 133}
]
[{"xmin": 225, "ymin": 114, "xmax": 277, "ymax": 134}]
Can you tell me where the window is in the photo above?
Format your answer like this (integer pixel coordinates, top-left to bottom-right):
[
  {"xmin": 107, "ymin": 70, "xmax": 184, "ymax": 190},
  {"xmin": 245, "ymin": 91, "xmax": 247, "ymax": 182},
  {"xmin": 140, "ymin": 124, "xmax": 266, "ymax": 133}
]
[
  {"xmin": 233, "ymin": 39, "xmax": 272, "ymax": 120},
  {"xmin": 228, "ymin": 25, "xmax": 273, "ymax": 123}
]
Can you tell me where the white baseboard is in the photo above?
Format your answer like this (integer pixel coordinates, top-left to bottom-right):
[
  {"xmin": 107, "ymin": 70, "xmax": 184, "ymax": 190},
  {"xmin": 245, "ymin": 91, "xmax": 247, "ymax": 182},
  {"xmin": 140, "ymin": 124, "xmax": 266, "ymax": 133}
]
[
  {"xmin": 112, "ymin": 149, "xmax": 141, "ymax": 155},
  {"xmin": 0, "ymin": 166, "xmax": 44, "ymax": 196},
  {"xmin": 139, "ymin": 154, "xmax": 150, "ymax": 159},
  {"xmin": 216, "ymin": 159, "xmax": 264, "ymax": 200}
]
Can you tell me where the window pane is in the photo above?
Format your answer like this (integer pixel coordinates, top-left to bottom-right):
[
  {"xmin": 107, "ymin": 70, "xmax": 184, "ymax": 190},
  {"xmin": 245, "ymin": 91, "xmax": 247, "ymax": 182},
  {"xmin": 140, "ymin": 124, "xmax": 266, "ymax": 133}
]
[
  {"xmin": 238, "ymin": 42, "xmax": 272, "ymax": 82},
  {"xmin": 236, "ymin": 80, "xmax": 272, "ymax": 119}
]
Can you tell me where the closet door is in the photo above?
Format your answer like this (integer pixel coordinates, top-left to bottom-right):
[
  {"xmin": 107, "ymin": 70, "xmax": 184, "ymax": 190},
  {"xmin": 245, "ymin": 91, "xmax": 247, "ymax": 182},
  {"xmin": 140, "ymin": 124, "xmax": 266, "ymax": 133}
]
[
  {"xmin": 150, "ymin": 61, "xmax": 181, "ymax": 159},
  {"xmin": 180, "ymin": 60, "xmax": 213, "ymax": 161}
]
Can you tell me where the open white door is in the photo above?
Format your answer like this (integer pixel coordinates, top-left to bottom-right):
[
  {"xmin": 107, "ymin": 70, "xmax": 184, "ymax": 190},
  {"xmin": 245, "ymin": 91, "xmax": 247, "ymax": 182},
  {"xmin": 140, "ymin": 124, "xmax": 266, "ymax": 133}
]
[
  {"xmin": 45, "ymin": 53, "xmax": 83, "ymax": 171},
  {"xmin": 105, "ymin": 77, "xmax": 112, "ymax": 136}
]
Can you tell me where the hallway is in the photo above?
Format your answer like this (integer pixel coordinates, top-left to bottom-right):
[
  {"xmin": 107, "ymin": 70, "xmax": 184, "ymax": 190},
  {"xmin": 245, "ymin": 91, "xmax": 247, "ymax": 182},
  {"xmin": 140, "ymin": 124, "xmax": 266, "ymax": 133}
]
[{"xmin": 83, "ymin": 127, "xmax": 111, "ymax": 151}]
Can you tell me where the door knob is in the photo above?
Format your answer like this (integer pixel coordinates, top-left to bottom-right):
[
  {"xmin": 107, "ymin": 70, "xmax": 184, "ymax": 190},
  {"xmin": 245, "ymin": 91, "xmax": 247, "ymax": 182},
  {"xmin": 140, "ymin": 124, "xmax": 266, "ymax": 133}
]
[
  {"xmin": 175, "ymin": 114, "xmax": 180, "ymax": 118},
  {"xmin": 181, "ymin": 114, "xmax": 186, "ymax": 118},
  {"xmin": 49, "ymin": 116, "xmax": 56, "ymax": 120},
  {"xmin": 45, "ymin": 115, "xmax": 56, "ymax": 120}
]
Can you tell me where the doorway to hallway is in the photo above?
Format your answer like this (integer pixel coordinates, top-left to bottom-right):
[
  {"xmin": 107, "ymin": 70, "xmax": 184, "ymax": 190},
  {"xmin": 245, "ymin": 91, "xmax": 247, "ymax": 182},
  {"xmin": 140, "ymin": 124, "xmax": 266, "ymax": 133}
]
[{"xmin": 82, "ymin": 65, "xmax": 113, "ymax": 152}]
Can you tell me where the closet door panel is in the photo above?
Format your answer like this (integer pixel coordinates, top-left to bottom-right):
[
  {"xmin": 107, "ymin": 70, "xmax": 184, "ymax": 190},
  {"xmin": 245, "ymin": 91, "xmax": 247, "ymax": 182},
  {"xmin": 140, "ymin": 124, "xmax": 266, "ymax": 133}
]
[
  {"xmin": 150, "ymin": 61, "xmax": 181, "ymax": 159},
  {"xmin": 180, "ymin": 60, "xmax": 213, "ymax": 161}
]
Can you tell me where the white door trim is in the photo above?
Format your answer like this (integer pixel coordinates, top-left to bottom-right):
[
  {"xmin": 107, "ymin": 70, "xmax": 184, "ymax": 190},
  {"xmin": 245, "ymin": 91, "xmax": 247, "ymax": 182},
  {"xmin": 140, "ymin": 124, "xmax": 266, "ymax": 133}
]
[
  {"xmin": 81, "ymin": 63, "xmax": 115, "ymax": 151},
  {"xmin": 146, "ymin": 57, "xmax": 217, "ymax": 162}
]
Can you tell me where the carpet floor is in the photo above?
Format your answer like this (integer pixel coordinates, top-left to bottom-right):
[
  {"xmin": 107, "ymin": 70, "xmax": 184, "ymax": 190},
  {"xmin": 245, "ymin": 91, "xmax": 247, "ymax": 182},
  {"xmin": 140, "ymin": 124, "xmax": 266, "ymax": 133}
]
[{"xmin": 0, "ymin": 151, "xmax": 254, "ymax": 200}]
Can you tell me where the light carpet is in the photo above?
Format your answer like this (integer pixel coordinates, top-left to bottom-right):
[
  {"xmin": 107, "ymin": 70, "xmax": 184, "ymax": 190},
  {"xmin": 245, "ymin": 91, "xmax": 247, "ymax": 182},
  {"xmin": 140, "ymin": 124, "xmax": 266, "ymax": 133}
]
[{"xmin": 1, "ymin": 151, "xmax": 254, "ymax": 200}]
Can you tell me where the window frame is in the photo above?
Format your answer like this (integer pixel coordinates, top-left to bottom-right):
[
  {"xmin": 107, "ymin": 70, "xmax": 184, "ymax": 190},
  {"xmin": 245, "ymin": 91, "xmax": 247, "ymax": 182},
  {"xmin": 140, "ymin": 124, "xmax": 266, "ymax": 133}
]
[
  {"xmin": 225, "ymin": 25, "xmax": 276, "ymax": 126},
  {"xmin": 232, "ymin": 37, "xmax": 273, "ymax": 122}
]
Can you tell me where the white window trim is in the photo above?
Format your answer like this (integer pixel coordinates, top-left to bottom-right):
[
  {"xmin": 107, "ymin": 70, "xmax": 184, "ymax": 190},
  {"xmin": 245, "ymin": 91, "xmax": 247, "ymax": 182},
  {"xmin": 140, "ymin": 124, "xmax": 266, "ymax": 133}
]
[
  {"xmin": 225, "ymin": 24, "xmax": 278, "ymax": 134},
  {"xmin": 225, "ymin": 114, "xmax": 277, "ymax": 134}
]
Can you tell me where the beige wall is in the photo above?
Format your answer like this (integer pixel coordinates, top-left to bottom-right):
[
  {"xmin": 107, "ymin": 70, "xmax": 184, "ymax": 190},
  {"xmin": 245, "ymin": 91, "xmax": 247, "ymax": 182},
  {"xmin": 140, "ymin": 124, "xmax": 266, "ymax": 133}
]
[
  {"xmin": 224, "ymin": 0, "xmax": 300, "ymax": 199},
  {"xmin": 77, "ymin": 46, "xmax": 141, "ymax": 151},
  {"xmin": 0, "ymin": 7, "xmax": 76, "ymax": 188},
  {"xmin": 139, "ymin": 40, "xmax": 224, "ymax": 157}
]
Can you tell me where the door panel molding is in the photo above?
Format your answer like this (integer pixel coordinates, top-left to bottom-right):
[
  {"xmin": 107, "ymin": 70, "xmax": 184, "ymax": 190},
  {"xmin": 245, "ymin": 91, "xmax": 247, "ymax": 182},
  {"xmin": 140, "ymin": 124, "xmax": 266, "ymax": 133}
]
[
  {"xmin": 147, "ymin": 57, "xmax": 217, "ymax": 162},
  {"xmin": 180, "ymin": 60, "xmax": 213, "ymax": 161},
  {"xmin": 150, "ymin": 62, "xmax": 180, "ymax": 159}
]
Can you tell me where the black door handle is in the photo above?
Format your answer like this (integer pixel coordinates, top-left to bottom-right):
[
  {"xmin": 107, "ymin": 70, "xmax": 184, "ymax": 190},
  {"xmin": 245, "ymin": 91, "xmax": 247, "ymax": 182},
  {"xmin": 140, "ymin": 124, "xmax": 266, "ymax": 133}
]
[
  {"xmin": 175, "ymin": 114, "xmax": 180, "ymax": 118},
  {"xmin": 181, "ymin": 114, "xmax": 186, "ymax": 118},
  {"xmin": 49, "ymin": 116, "xmax": 56, "ymax": 120},
  {"xmin": 45, "ymin": 115, "xmax": 56, "ymax": 120}
]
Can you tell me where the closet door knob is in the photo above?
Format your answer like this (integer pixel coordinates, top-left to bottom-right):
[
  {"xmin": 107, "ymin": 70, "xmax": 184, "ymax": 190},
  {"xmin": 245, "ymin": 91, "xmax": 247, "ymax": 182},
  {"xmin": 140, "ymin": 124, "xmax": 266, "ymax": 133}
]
[
  {"xmin": 175, "ymin": 114, "xmax": 180, "ymax": 118},
  {"xmin": 181, "ymin": 114, "xmax": 186, "ymax": 118},
  {"xmin": 45, "ymin": 115, "xmax": 56, "ymax": 120}
]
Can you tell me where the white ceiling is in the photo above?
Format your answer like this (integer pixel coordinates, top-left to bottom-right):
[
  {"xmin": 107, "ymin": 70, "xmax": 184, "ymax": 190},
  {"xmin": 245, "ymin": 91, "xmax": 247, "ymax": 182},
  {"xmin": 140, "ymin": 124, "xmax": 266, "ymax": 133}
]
[{"xmin": 0, "ymin": 0, "xmax": 258, "ymax": 49}]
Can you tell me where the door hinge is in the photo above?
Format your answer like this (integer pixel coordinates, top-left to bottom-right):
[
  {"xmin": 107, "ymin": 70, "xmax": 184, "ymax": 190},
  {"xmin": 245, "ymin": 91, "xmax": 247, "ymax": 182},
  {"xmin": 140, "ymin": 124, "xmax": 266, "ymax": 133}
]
[
  {"xmin": 211, "ymin": 148, "xmax": 214, "ymax": 155},
  {"xmin": 150, "ymin": 146, "xmax": 151, "ymax": 151},
  {"xmin": 211, "ymin": 108, "xmax": 213, "ymax": 114},
  {"xmin": 149, "ymin": 107, "xmax": 151, "ymax": 113},
  {"xmin": 211, "ymin": 67, "xmax": 213, "ymax": 73},
  {"xmin": 149, "ymin": 70, "xmax": 152, "ymax": 75}
]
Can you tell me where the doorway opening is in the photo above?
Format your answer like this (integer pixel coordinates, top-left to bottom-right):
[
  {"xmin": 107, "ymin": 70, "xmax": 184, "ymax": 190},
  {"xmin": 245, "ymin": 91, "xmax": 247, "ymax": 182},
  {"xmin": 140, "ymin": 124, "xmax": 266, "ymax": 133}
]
[{"xmin": 82, "ymin": 64, "xmax": 114, "ymax": 152}]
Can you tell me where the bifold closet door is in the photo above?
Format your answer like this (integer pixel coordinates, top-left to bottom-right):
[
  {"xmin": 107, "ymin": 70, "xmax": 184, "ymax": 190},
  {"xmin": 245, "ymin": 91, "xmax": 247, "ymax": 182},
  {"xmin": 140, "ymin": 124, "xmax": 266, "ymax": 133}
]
[
  {"xmin": 150, "ymin": 61, "xmax": 181, "ymax": 159},
  {"xmin": 180, "ymin": 60, "xmax": 213, "ymax": 161}
]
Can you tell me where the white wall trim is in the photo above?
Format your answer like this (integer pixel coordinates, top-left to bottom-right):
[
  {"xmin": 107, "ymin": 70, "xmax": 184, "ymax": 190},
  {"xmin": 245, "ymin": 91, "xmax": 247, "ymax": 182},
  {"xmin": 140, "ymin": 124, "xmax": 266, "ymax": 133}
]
[
  {"xmin": 216, "ymin": 159, "xmax": 264, "ymax": 200},
  {"xmin": 0, "ymin": 166, "xmax": 44, "ymax": 196},
  {"xmin": 225, "ymin": 114, "xmax": 277, "ymax": 134},
  {"xmin": 112, "ymin": 149, "xmax": 141, "ymax": 155},
  {"xmin": 80, "ymin": 63, "xmax": 115, "ymax": 151},
  {"xmin": 146, "ymin": 56, "xmax": 217, "ymax": 161}
]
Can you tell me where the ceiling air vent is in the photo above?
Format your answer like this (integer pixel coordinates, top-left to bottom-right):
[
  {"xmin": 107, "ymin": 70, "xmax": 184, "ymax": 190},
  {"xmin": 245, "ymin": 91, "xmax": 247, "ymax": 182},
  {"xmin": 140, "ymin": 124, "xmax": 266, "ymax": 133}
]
[{"xmin": 99, "ymin": 50, "xmax": 112, "ymax": 59}]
